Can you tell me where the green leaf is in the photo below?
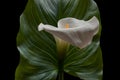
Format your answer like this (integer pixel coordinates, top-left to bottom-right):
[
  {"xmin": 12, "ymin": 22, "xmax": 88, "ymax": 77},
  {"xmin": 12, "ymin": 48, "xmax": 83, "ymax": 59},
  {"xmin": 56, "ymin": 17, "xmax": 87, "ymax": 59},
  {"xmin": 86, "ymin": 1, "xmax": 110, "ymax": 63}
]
[{"xmin": 15, "ymin": 0, "xmax": 103, "ymax": 80}]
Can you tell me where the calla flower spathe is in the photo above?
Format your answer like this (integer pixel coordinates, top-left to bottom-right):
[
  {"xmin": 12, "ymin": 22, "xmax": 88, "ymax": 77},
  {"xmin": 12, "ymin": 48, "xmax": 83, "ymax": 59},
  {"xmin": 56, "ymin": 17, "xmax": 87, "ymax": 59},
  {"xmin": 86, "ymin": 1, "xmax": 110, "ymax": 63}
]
[{"xmin": 38, "ymin": 16, "xmax": 99, "ymax": 49}]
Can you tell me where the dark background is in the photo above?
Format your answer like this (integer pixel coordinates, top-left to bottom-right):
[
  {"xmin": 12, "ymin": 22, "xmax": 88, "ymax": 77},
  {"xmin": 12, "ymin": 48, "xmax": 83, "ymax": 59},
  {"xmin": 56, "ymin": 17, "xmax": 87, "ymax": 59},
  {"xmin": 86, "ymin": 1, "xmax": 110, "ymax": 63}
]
[{"xmin": 1, "ymin": 0, "xmax": 119, "ymax": 80}]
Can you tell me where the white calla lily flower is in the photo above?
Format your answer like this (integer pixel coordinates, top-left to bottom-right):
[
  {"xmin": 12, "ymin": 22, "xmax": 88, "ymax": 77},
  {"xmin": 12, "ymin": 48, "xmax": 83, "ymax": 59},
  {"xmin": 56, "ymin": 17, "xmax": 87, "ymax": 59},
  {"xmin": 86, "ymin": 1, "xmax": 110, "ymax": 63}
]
[{"xmin": 38, "ymin": 16, "xmax": 99, "ymax": 49}]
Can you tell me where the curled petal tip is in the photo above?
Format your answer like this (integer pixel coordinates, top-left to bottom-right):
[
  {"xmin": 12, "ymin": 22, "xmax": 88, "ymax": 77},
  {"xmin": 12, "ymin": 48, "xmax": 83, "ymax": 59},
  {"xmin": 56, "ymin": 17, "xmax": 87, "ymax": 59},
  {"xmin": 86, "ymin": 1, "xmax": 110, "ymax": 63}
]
[
  {"xmin": 88, "ymin": 16, "xmax": 99, "ymax": 26},
  {"xmin": 38, "ymin": 23, "xmax": 44, "ymax": 31},
  {"xmin": 87, "ymin": 16, "xmax": 99, "ymax": 35}
]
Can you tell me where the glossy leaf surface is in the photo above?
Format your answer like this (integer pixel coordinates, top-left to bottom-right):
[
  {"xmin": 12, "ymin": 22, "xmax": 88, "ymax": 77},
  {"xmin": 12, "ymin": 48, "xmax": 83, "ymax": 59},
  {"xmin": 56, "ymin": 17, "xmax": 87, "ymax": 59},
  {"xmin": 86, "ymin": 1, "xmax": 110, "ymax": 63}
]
[{"xmin": 16, "ymin": 0, "xmax": 103, "ymax": 80}]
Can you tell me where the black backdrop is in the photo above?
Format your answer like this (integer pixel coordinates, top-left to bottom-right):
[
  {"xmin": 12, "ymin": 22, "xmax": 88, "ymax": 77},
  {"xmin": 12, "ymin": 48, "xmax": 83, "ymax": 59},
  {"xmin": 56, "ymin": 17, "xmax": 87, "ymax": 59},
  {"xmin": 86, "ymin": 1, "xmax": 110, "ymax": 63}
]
[{"xmin": 1, "ymin": 0, "xmax": 119, "ymax": 80}]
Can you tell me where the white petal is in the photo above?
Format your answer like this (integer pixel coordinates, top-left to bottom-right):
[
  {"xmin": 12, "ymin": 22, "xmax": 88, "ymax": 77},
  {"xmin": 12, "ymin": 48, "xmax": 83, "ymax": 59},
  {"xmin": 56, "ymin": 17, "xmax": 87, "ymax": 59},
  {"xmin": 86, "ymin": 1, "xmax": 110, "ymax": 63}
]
[
  {"xmin": 38, "ymin": 23, "xmax": 58, "ymax": 31},
  {"xmin": 58, "ymin": 17, "xmax": 86, "ymax": 29},
  {"xmin": 38, "ymin": 16, "xmax": 99, "ymax": 48},
  {"xmin": 87, "ymin": 16, "xmax": 99, "ymax": 35},
  {"xmin": 38, "ymin": 23, "xmax": 44, "ymax": 31}
]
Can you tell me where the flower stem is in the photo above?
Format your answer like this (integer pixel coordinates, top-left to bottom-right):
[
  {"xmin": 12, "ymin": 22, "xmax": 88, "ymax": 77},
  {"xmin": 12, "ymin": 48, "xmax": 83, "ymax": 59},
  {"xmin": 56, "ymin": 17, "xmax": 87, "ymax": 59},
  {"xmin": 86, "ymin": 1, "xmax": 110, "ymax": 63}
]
[
  {"xmin": 58, "ymin": 71, "xmax": 64, "ymax": 80},
  {"xmin": 55, "ymin": 38, "xmax": 69, "ymax": 60},
  {"xmin": 55, "ymin": 37, "xmax": 69, "ymax": 80},
  {"xmin": 58, "ymin": 54, "xmax": 64, "ymax": 80}
]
